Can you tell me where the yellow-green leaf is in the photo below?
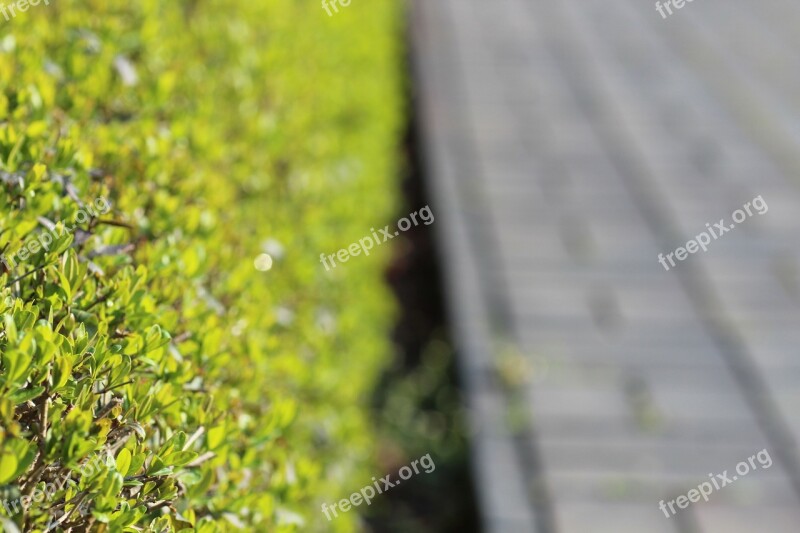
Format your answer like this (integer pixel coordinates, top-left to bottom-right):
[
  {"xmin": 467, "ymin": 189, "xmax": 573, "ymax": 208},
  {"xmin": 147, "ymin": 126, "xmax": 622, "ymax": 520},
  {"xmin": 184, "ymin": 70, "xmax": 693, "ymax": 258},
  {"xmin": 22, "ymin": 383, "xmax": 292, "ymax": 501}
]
[
  {"xmin": 116, "ymin": 448, "xmax": 132, "ymax": 477},
  {"xmin": 0, "ymin": 452, "xmax": 19, "ymax": 484}
]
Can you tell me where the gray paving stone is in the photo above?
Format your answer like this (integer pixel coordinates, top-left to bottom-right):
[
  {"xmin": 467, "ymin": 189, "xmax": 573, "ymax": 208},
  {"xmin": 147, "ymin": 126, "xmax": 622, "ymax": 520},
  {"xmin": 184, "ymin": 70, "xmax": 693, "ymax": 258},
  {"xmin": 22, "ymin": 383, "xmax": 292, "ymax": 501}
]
[
  {"xmin": 547, "ymin": 470, "xmax": 799, "ymax": 506},
  {"xmin": 693, "ymin": 505, "xmax": 800, "ymax": 533},
  {"xmin": 552, "ymin": 503, "xmax": 678, "ymax": 533},
  {"xmin": 412, "ymin": 0, "xmax": 800, "ymax": 530}
]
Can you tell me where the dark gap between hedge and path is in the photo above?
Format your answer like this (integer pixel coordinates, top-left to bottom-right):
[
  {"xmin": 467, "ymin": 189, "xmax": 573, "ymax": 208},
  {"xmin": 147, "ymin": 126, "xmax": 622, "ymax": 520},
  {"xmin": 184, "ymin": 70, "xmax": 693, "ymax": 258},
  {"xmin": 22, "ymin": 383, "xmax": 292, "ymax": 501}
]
[{"xmin": 366, "ymin": 25, "xmax": 482, "ymax": 533}]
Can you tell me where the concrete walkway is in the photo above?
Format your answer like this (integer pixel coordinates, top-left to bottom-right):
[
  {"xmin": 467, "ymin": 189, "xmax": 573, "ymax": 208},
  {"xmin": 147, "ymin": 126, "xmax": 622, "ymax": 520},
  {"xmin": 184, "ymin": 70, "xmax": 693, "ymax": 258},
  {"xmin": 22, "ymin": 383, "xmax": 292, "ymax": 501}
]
[{"xmin": 411, "ymin": 0, "xmax": 800, "ymax": 531}]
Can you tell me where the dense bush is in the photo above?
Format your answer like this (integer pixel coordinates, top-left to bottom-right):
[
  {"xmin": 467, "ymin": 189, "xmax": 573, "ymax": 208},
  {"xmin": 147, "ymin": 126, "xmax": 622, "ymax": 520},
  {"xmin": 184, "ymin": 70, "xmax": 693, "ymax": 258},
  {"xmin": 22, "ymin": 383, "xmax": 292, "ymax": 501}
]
[{"xmin": 0, "ymin": 0, "xmax": 402, "ymax": 531}]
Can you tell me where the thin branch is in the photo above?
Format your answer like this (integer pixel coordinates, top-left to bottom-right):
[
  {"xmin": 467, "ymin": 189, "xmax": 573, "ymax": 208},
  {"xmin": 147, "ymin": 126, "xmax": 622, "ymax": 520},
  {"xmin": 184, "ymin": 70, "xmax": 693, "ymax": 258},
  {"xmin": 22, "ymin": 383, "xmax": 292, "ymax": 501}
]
[
  {"xmin": 183, "ymin": 426, "xmax": 205, "ymax": 451},
  {"xmin": 5, "ymin": 265, "xmax": 45, "ymax": 287}
]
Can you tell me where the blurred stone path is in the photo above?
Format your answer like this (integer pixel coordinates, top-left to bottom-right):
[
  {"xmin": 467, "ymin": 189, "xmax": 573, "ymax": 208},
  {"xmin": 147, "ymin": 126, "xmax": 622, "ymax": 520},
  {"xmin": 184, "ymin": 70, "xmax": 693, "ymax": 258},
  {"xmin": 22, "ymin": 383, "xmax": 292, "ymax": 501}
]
[{"xmin": 411, "ymin": 0, "xmax": 800, "ymax": 531}]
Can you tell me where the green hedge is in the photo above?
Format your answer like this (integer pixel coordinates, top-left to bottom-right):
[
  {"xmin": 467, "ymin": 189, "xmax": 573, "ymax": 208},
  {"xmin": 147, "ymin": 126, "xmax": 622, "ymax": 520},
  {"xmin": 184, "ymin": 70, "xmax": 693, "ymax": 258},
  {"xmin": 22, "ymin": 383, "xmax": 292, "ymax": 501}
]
[{"xmin": 0, "ymin": 0, "xmax": 402, "ymax": 531}]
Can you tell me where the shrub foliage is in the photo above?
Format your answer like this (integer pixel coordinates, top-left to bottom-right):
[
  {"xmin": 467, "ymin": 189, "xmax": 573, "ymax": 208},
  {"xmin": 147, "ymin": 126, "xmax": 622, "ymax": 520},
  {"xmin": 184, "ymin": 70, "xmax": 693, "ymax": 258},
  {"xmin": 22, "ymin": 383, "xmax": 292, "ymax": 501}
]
[{"xmin": 0, "ymin": 0, "xmax": 402, "ymax": 531}]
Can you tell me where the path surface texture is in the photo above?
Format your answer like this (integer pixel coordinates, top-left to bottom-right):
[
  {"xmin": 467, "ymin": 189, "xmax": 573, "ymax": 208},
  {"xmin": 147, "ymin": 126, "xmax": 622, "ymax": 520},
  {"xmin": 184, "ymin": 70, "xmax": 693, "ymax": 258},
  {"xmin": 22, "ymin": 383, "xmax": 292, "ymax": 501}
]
[{"xmin": 411, "ymin": 0, "xmax": 800, "ymax": 531}]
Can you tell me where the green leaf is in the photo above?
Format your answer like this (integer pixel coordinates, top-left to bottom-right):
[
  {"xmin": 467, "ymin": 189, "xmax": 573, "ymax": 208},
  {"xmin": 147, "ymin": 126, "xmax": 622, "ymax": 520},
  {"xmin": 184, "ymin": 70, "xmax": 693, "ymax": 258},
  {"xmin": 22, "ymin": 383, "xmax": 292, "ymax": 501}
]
[
  {"xmin": 144, "ymin": 324, "xmax": 171, "ymax": 354},
  {"xmin": 2, "ymin": 348, "xmax": 30, "ymax": 384},
  {"xmin": 207, "ymin": 425, "xmax": 225, "ymax": 450},
  {"xmin": 10, "ymin": 385, "xmax": 45, "ymax": 404},
  {"xmin": 127, "ymin": 452, "xmax": 146, "ymax": 477},
  {"xmin": 52, "ymin": 354, "xmax": 72, "ymax": 390},
  {"xmin": 146, "ymin": 456, "xmax": 170, "ymax": 476},
  {"xmin": 64, "ymin": 250, "xmax": 83, "ymax": 290},
  {"xmin": 3, "ymin": 314, "xmax": 18, "ymax": 344},
  {"xmin": 50, "ymin": 226, "xmax": 74, "ymax": 255},
  {"xmin": 5, "ymin": 439, "xmax": 35, "ymax": 480},
  {"xmin": 56, "ymin": 269, "xmax": 73, "ymax": 301},
  {"xmin": 115, "ymin": 448, "xmax": 132, "ymax": 477},
  {"xmin": 102, "ymin": 472, "xmax": 124, "ymax": 498},
  {"xmin": 175, "ymin": 469, "xmax": 203, "ymax": 485},
  {"xmin": 0, "ymin": 452, "xmax": 19, "ymax": 484},
  {"xmin": 164, "ymin": 450, "xmax": 197, "ymax": 467}
]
